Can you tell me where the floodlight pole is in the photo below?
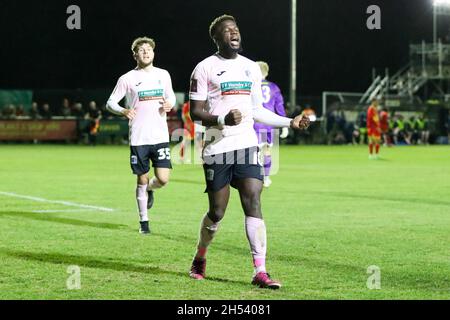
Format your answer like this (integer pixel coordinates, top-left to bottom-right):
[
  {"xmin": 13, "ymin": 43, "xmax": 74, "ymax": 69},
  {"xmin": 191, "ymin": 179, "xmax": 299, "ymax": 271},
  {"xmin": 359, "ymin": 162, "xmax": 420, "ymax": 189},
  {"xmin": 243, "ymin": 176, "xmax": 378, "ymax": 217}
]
[
  {"xmin": 434, "ymin": 4, "xmax": 437, "ymax": 47},
  {"xmin": 289, "ymin": 0, "xmax": 297, "ymax": 112}
]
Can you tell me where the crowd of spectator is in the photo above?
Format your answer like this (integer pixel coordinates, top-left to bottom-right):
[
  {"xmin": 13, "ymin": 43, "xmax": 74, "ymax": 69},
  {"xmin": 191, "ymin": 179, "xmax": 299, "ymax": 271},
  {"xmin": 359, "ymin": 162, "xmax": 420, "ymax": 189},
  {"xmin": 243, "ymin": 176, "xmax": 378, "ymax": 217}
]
[
  {"xmin": 0, "ymin": 98, "xmax": 112, "ymax": 121},
  {"xmin": 326, "ymin": 108, "xmax": 433, "ymax": 146}
]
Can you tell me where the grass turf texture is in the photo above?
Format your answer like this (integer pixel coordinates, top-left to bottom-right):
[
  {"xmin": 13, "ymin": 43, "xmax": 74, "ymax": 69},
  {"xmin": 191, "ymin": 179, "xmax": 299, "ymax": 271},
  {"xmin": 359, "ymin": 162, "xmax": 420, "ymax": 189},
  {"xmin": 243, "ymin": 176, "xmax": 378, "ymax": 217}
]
[{"xmin": 0, "ymin": 144, "xmax": 449, "ymax": 300}]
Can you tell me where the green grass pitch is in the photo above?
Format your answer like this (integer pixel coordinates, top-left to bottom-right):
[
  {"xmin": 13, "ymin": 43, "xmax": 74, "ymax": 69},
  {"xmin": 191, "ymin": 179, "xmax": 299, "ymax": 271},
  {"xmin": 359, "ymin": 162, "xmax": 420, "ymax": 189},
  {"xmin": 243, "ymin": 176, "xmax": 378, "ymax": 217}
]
[{"xmin": 0, "ymin": 144, "xmax": 449, "ymax": 299}]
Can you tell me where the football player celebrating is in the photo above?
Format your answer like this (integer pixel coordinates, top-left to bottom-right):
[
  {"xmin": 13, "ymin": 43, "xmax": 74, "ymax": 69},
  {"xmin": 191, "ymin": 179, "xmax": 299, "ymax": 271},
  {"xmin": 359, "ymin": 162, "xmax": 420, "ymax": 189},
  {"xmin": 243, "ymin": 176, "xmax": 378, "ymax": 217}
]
[{"xmin": 188, "ymin": 15, "xmax": 310, "ymax": 289}]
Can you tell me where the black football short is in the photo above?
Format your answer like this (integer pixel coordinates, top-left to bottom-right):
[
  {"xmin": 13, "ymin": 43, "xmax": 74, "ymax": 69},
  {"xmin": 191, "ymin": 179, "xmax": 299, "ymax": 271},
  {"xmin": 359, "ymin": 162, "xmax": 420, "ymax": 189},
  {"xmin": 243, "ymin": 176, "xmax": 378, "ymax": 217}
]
[
  {"xmin": 202, "ymin": 147, "xmax": 263, "ymax": 193},
  {"xmin": 130, "ymin": 143, "xmax": 172, "ymax": 176}
]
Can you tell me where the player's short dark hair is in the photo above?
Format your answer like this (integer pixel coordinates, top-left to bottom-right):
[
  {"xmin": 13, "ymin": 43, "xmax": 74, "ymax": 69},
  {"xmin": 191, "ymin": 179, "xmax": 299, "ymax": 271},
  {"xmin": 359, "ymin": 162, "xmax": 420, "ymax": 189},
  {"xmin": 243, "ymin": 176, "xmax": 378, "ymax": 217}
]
[{"xmin": 209, "ymin": 14, "xmax": 236, "ymax": 40}]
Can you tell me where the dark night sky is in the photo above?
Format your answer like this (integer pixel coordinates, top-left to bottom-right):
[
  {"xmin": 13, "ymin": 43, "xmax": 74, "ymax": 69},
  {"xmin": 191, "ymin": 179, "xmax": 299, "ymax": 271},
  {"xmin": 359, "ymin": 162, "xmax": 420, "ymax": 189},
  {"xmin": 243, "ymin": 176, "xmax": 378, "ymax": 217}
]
[{"xmin": 0, "ymin": 0, "xmax": 440, "ymax": 96}]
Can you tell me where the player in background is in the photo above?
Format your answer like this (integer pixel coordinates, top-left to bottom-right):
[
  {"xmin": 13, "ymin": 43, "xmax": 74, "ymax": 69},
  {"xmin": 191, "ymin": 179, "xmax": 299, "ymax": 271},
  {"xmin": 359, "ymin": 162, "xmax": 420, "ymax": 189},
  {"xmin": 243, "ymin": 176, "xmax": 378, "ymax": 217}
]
[
  {"xmin": 106, "ymin": 37, "xmax": 176, "ymax": 234},
  {"xmin": 180, "ymin": 101, "xmax": 195, "ymax": 162},
  {"xmin": 253, "ymin": 61, "xmax": 289, "ymax": 187},
  {"xmin": 367, "ymin": 98, "xmax": 381, "ymax": 159},
  {"xmin": 188, "ymin": 14, "xmax": 310, "ymax": 289},
  {"xmin": 379, "ymin": 107, "xmax": 391, "ymax": 147},
  {"xmin": 180, "ymin": 101, "xmax": 204, "ymax": 163}
]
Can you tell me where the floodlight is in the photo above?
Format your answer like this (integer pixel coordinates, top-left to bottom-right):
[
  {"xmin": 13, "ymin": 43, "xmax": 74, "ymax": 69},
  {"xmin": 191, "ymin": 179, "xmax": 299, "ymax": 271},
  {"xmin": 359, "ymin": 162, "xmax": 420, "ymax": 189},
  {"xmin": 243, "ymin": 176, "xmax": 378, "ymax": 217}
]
[{"xmin": 434, "ymin": 0, "xmax": 450, "ymax": 7}]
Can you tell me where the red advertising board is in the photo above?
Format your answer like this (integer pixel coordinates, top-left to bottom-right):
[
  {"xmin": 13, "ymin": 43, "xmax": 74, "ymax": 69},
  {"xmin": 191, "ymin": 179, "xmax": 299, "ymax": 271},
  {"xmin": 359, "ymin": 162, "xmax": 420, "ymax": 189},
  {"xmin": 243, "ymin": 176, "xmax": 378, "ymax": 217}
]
[{"xmin": 0, "ymin": 120, "xmax": 77, "ymax": 141}]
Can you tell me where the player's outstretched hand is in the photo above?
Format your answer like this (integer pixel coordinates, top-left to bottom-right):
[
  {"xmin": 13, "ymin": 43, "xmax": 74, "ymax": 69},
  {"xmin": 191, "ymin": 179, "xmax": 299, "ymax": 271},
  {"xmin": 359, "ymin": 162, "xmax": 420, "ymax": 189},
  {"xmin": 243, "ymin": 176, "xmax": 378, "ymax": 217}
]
[
  {"xmin": 159, "ymin": 97, "xmax": 173, "ymax": 113},
  {"xmin": 122, "ymin": 109, "xmax": 137, "ymax": 120},
  {"xmin": 225, "ymin": 109, "xmax": 242, "ymax": 126},
  {"xmin": 280, "ymin": 127, "xmax": 289, "ymax": 139},
  {"xmin": 290, "ymin": 114, "xmax": 310, "ymax": 130}
]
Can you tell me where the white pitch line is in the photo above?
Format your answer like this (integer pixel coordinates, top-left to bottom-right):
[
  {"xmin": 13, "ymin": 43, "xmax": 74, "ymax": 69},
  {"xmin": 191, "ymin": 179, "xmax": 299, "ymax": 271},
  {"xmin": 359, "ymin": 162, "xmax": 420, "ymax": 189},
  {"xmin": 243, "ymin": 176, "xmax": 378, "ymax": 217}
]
[
  {"xmin": 0, "ymin": 191, "xmax": 114, "ymax": 212},
  {"xmin": 32, "ymin": 209, "xmax": 95, "ymax": 213}
]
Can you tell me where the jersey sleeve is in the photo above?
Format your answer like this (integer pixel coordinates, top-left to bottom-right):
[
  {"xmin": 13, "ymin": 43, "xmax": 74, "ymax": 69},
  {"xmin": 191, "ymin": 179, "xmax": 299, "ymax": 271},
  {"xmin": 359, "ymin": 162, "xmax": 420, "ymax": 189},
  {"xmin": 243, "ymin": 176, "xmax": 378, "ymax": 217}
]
[
  {"xmin": 189, "ymin": 62, "xmax": 208, "ymax": 101},
  {"xmin": 164, "ymin": 70, "xmax": 177, "ymax": 108},
  {"xmin": 106, "ymin": 75, "xmax": 128, "ymax": 115},
  {"xmin": 272, "ymin": 83, "xmax": 286, "ymax": 117},
  {"xmin": 251, "ymin": 63, "xmax": 264, "ymax": 108}
]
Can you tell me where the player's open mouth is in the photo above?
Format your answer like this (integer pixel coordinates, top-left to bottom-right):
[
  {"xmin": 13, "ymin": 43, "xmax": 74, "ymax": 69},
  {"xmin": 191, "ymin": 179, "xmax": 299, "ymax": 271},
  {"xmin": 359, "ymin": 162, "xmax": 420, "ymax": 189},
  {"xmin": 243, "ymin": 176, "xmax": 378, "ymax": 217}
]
[{"xmin": 230, "ymin": 39, "xmax": 240, "ymax": 46}]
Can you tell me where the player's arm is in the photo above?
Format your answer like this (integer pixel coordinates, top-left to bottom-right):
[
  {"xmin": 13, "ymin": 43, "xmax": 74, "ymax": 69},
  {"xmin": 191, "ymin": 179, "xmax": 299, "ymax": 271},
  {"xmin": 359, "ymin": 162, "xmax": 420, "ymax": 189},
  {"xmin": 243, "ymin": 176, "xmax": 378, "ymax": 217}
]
[
  {"xmin": 251, "ymin": 67, "xmax": 308, "ymax": 130},
  {"xmin": 189, "ymin": 63, "xmax": 241, "ymax": 127},
  {"xmin": 190, "ymin": 100, "xmax": 241, "ymax": 127},
  {"xmin": 160, "ymin": 71, "xmax": 177, "ymax": 113},
  {"xmin": 272, "ymin": 84, "xmax": 289, "ymax": 138},
  {"xmin": 253, "ymin": 105, "xmax": 309, "ymax": 130},
  {"xmin": 106, "ymin": 76, "xmax": 136, "ymax": 120}
]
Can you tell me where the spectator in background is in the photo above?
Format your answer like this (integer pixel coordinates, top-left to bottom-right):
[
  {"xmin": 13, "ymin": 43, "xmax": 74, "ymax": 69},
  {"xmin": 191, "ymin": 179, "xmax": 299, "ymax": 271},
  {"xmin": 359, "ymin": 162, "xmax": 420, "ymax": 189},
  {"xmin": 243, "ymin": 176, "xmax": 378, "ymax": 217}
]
[
  {"xmin": 85, "ymin": 101, "xmax": 102, "ymax": 146},
  {"xmin": 99, "ymin": 103, "xmax": 114, "ymax": 120},
  {"xmin": 357, "ymin": 109, "xmax": 367, "ymax": 145},
  {"xmin": 393, "ymin": 114, "xmax": 410, "ymax": 145},
  {"xmin": 415, "ymin": 114, "xmax": 430, "ymax": 145},
  {"xmin": 40, "ymin": 103, "xmax": 52, "ymax": 119},
  {"xmin": 1, "ymin": 104, "xmax": 16, "ymax": 119},
  {"xmin": 71, "ymin": 102, "xmax": 84, "ymax": 118},
  {"xmin": 405, "ymin": 116, "xmax": 416, "ymax": 144},
  {"xmin": 16, "ymin": 104, "xmax": 26, "ymax": 117},
  {"xmin": 59, "ymin": 98, "xmax": 72, "ymax": 117},
  {"xmin": 5, "ymin": 104, "xmax": 17, "ymax": 119},
  {"xmin": 30, "ymin": 102, "xmax": 41, "ymax": 119}
]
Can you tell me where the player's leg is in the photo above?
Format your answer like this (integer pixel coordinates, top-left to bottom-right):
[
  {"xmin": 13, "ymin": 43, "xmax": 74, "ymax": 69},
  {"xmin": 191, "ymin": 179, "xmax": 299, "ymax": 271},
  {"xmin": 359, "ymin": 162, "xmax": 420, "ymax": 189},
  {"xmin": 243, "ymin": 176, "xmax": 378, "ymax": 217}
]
[
  {"xmin": 374, "ymin": 135, "xmax": 381, "ymax": 157},
  {"xmin": 256, "ymin": 128, "xmax": 273, "ymax": 187},
  {"xmin": 147, "ymin": 143, "xmax": 172, "ymax": 210},
  {"xmin": 258, "ymin": 143, "xmax": 272, "ymax": 187},
  {"xmin": 130, "ymin": 146, "xmax": 151, "ymax": 234},
  {"xmin": 179, "ymin": 136, "xmax": 186, "ymax": 163},
  {"xmin": 190, "ymin": 154, "xmax": 232, "ymax": 280},
  {"xmin": 195, "ymin": 186, "xmax": 230, "ymax": 258},
  {"xmin": 148, "ymin": 167, "xmax": 170, "ymax": 190},
  {"xmin": 263, "ymin": 130, "xmax": 274, "ymax": 187},
  {"xmin": 190, "ymin": 186, "xmax": 230, "ymax": 280},
  {"xmin": 368, "ymin": 134, "xmax": 374, "ymax": 159},
  {"xmin": 235, "ymin": 177, "xmax": 281, "ymax": 289}
]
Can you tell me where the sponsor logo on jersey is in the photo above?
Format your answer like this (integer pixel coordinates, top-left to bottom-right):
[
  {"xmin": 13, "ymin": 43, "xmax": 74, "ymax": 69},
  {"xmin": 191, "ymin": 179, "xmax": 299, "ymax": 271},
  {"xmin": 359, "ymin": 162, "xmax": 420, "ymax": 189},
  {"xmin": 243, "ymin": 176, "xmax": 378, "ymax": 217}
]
[
  {"xmin": 138, "ymin": 89, "xmax": 164, "ymax": 101},
  {"xmin": 220, "ymin": 81, "xmax": 252, "ymax": 96},
  {"xmin": 217, "ymin": 71, "xmax": 226, "ymax": 76}
]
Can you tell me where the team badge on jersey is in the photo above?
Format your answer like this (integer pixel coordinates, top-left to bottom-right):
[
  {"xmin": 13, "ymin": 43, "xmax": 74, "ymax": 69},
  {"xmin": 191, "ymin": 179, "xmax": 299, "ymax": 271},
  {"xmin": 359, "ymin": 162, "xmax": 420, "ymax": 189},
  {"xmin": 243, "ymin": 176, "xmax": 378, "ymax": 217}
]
[
  {"xmin": 206, "ymin": 169, "xmax": 215, "ymax": 181},
  {"xmin": 220, "ymin": 81, "xmax": 252, "ymax": 96},
  {"xmin": 138, "ymin": 89, "xmax": 164, "ymax": 101}
]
